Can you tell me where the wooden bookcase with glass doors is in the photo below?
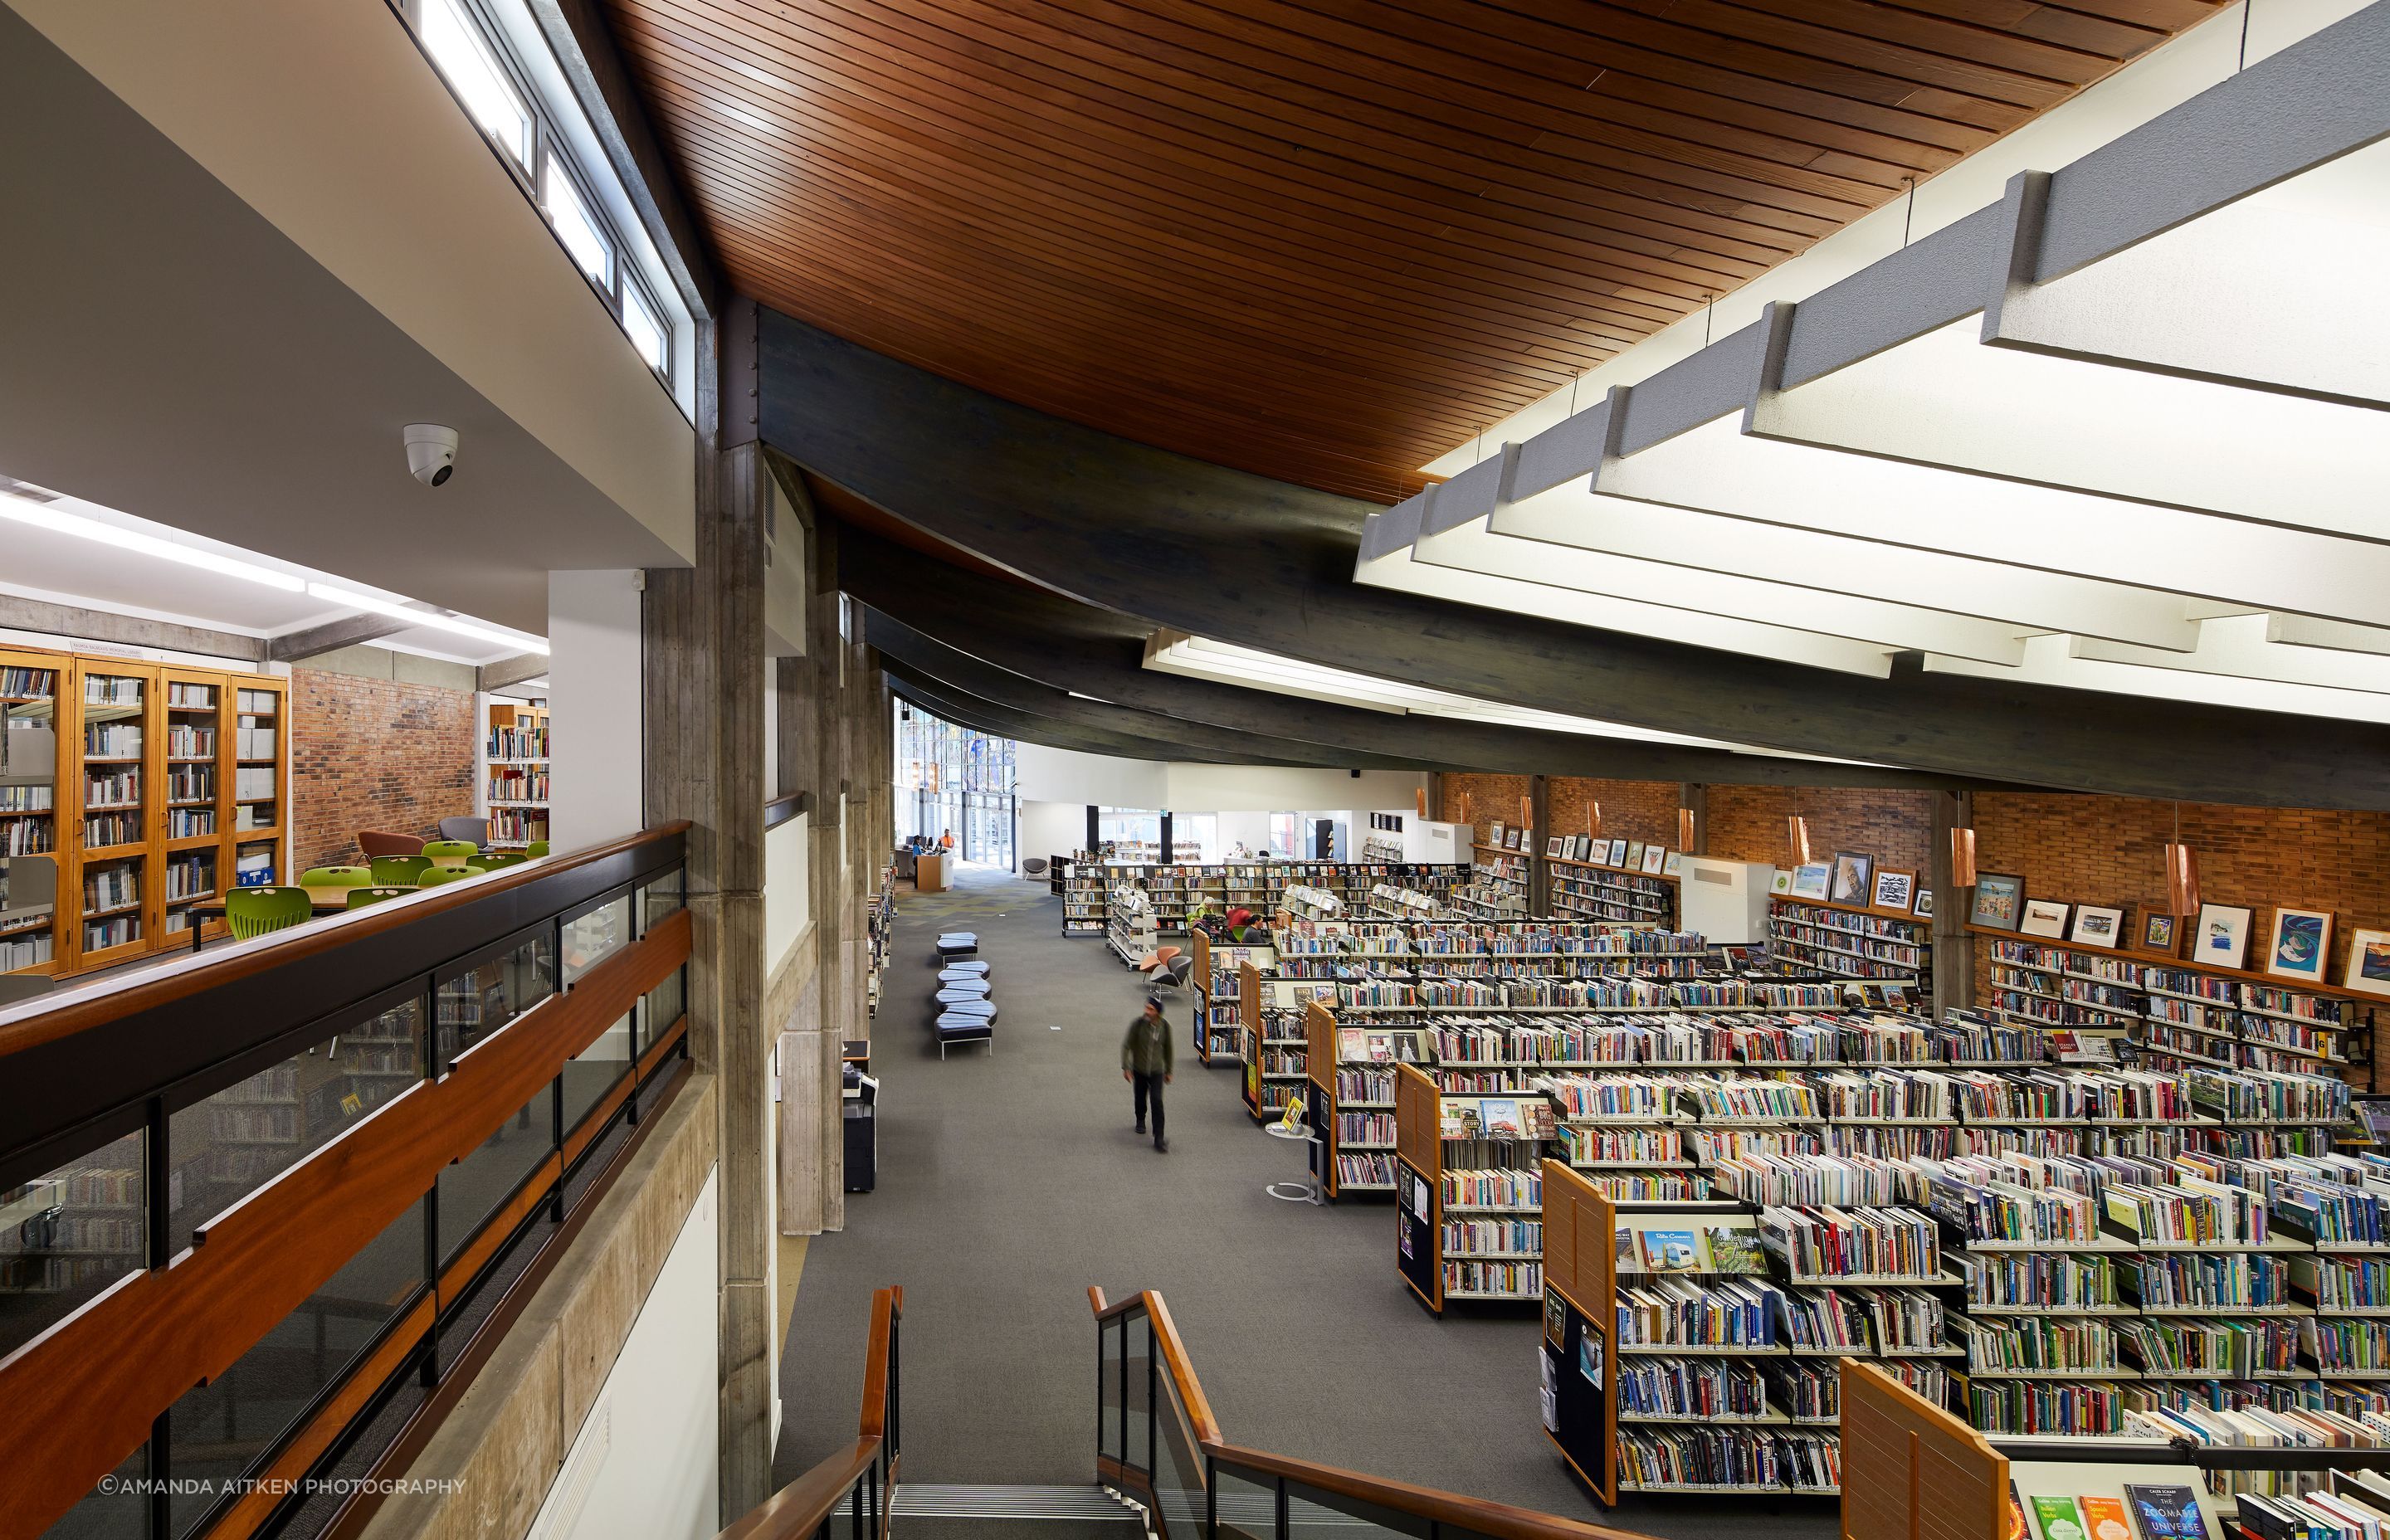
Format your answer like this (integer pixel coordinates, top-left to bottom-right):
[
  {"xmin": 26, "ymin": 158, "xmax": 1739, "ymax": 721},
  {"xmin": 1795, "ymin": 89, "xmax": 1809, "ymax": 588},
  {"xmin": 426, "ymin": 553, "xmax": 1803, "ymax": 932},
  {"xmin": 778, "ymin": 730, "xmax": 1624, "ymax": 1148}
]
[{"xmin": 0, "ymin": 642, "xmax": 288, "ymax": 978}]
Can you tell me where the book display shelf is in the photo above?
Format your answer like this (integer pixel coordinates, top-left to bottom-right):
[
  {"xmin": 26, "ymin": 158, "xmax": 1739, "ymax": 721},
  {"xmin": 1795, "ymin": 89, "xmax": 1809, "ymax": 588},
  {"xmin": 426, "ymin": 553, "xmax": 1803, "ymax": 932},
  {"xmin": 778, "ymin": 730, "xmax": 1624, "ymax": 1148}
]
[
  {"xmin": 0, "ymin": 644, "xmax": 287, "ymax": 978},
  {"xmin": 1395, "ymin": 1061, "xmax": 1557, "ymax": 1310},
  {"xmin": 1071, "ymin": 860, "xmax": 1468, "ymax": 936},
  {"xmin": 1189, "ymin": 928, "xmax": 1271, "ymax": 1065},
  {"xmin": 1968, "ymin": 925, "xmax": 2376, "ymax": 1081},
  {"xmin": 1771, "ymin": 894, "xmax": 1935, "ymax": 989},
  {"xmin": 1455, "ymin": 844, "xmax": 1530, "ymax": 920},
  {"xmin": 1305, "ymin": 1001, "xmax": 1432, "ymax": 1196},
  {"xmin": 483, "ymin": 701, "xmax": 549, "ymax": 850},
  {"xmin": 1239, "ymin": 942, "xmax": 1344, "ymax": 1119},
  {"xmin": 1549, "ymin": 850, "xmax": 1679, "ymax": 928},
  {"xmin": 1105, "ymin": 884, "xmax": 1157, "ymax": 966},
  {"xmin": 1061, "ymin": 853, "xmax": 1105, "ymax": 935}
]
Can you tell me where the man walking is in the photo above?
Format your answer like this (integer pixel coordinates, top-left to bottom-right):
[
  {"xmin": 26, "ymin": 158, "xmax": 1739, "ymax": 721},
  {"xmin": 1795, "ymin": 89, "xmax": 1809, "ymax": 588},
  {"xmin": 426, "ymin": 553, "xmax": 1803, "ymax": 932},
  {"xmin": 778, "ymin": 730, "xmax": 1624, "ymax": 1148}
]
[{"xmin": 1123, "ymin": 992, "xmax": 1174, "ymax": 1153}]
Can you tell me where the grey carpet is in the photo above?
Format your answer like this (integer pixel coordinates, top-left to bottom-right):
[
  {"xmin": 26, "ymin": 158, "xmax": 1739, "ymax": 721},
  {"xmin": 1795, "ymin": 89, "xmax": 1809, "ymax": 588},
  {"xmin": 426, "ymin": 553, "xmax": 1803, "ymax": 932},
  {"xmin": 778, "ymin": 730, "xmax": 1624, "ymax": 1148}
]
[{"xmin": 775, "ymin": 865, "xmax": 1836, "ymax": 1540}]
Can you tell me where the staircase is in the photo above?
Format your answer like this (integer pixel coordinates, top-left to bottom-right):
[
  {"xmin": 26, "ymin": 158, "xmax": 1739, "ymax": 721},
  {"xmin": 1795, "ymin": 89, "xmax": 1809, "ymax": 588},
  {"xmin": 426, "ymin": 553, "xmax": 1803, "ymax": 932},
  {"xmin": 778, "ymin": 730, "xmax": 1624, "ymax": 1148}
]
[{"xmin": 850, "ymin": 1483, "xmax": 1149, "ymax": 1538}]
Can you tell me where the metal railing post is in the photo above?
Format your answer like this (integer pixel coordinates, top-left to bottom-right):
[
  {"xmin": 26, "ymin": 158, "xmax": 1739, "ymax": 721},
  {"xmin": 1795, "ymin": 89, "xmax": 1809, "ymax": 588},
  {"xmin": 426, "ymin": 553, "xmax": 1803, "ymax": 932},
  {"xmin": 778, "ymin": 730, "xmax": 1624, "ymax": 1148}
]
[
  {"xmin": 1145, "ymin": 1318, "xmax": 1157, "ymax": 1479},
  {"xmin": 1274, "ymin": 1475, "xmax": 1289, "ymax": 1540}
]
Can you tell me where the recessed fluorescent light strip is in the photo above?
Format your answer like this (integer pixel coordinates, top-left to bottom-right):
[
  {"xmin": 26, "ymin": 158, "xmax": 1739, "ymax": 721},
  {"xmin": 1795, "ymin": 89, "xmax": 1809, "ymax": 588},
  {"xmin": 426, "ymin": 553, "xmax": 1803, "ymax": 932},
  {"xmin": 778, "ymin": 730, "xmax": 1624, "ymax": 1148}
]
[
  {"xmin": 0, "ymin": 493, "xmax": 307, "ymax": 592},
  {"xmin": 304, "ymin": 583, "xmax": 549, "ymax": 655}
]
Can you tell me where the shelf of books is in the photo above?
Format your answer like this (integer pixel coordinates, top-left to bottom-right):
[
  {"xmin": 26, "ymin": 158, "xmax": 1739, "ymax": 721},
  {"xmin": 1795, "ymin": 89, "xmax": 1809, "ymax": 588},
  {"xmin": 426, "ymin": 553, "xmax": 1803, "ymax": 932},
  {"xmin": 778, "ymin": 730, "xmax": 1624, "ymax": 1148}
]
[
  {"xmin": 1549, "ymin": 847, "xmax": 1678, "ymax": 928},
  {"xmin": 1106, "ymin": 885, "xmax": 1157, "ymax": 967},
  {"xmin": 1454, "ymin": 843, "xmax": 1531, "ymax": 920},
  {"xmin": 1966, "ymin": 926, "xmax": 2376, "ymax": 1080},
  {"xmin": 1394, "ymin": 1060, "xmax": 1556, "ymax": 1313},
  {"xmin": 1305, "ymin": 1001, "xmax": 1431, "ymax": 1196},
  {"xmin": 1239, "ymin": 950, "xmax": 1339, "ymax": 1120},
  {"xmin": 484, "ymin": 701, "xmax": 549, "ymax": 850},
  {"xmin": 0, "ymin": 646, "xmax": 287, "ymax": 977},
  {"xmin": 1061, "ymin": 853, "xmax": 1105, "ymax": 936},
  {"xmin": 1189, "ymin": 928, "xmax": 1270, "ymax": 1065},
  {"xmin": 1770, "ymin": 894, "xmax": 1934, "ymax": 990}
]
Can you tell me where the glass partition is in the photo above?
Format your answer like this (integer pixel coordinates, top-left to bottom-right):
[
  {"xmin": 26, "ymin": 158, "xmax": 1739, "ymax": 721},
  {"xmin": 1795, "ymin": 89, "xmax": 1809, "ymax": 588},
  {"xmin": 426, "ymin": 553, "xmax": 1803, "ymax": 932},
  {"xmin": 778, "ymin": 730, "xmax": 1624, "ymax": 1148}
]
[
  {"xmin": 437, "ymin": 1088, "xmax": 552, "ymax": 1270},
  {"xmin": 560, "ymin": 894, "xmax": 631, "ymax": 987},
  {"xmin": 562, "ymin": 1011, "xmax": 633, "ymax": 1138},
  {"xmin": 0, "ymin": 1128, "xmax": 144, "ymax": 1362},
  {"xmin": 436, "ymin": 928, "xmax": 554, "ymax": 1069}
]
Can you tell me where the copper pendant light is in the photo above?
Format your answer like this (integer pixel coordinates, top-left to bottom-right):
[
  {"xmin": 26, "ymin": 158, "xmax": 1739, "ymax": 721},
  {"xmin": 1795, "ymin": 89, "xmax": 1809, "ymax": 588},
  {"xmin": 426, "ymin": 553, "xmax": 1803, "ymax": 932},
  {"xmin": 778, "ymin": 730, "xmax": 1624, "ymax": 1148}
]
[
  {"xmin": 1587, "ymin": 801, "xmax": 1603, "ymax": 839},
  {"xmin": 1787, "ymin": 816, "xmax": 1812, "ymax": 866},
  {"xmin": 1950, "ymin": 827, "xmax": 1978, "ymax": 889},
  {"xmin": 1678, "ymin": 807, "xmax": 1698, "ymax": 852},
  {"xmin": 2162, "ymin": 802, "xmax": 2201, "ymax": 915}
]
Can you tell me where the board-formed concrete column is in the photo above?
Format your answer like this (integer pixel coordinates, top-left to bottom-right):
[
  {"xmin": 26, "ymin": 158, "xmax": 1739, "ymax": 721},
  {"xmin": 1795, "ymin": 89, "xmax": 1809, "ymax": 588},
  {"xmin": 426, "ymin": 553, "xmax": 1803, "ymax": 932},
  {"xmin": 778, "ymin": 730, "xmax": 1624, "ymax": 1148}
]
[
  {"xmin": 642, "ymin": 320, "xmax": 773, "ymax": 1521},
  {"xmin": 1528, "ymin": 775, "xmax": 1550, "ymax": 914}
]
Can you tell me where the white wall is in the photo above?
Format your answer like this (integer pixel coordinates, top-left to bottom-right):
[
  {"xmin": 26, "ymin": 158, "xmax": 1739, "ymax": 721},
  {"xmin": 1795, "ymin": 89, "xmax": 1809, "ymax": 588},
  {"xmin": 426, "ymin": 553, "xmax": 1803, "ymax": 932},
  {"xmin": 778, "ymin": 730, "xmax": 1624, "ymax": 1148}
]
[
  {"xmin": 765, "ymin": 811, "xmax": 809, "ymax": 969},
  {"xmin": 1017, "ymin": 800, "xmax": 1085, "ymax": 871},
  {"xmin": 1217, "ymin": 810, "xmax": 1271, "ymax": 854},
  {"xmin": 547, "ymin": 570, "xmax": 643, "ymax": 850},
  {"xmin": 529, "ymin": 1169, "xmax": 719, "ymax": 1540},
  {"xmin": 1014, "ymin": 743, "xmax": 1164, "ymax": 806},
  {"xmin": 1013, "ymin": 745, "xmax": 1425, "ymax": 816}
]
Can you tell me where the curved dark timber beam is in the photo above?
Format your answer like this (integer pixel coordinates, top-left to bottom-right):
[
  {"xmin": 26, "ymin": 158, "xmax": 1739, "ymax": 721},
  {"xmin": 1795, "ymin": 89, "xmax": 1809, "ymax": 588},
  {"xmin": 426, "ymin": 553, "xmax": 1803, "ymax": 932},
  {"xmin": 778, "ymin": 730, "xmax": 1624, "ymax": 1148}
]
[
  {"xmin": 867, "ymin": 610, "xmax": 1429, "ymax": 772},
  {"xmin": 762, "ymin": 311, "xmax": 2390, "ymax": 809},
  {"xmin": 846, "ymin": 528, "xmax": 1992, "ymax": 792}
]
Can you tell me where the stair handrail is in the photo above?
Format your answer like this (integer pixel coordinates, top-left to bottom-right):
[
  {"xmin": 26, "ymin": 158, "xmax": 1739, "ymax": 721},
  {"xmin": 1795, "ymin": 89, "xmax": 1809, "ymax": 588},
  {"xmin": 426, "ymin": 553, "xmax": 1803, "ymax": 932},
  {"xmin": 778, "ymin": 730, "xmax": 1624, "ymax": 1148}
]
[
  {"xmin": 720, "ymin": 1284, "xmax": 902, "ymax": 1540},
  {"xmin": 1090, "ymin": 1285, "xmax": 1647, "ymax": 1540}
]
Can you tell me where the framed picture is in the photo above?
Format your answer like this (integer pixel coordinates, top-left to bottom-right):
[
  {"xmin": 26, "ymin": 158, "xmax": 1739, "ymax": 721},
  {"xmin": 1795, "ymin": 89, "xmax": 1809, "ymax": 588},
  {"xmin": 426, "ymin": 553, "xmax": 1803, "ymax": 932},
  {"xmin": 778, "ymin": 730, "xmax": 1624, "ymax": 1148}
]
[
  {"xmin": 1789, "ymin": 863, "xmax": 1832, "ymax": 902},
  {"xmin": 1545, "ymin": 836, "xmax": 1564, "ymax": 859},
  {"xmin": 1970, "ymin": 873, "xmax": 2025, "ymax": 931},
  {"xmin": 2020, "ymin": 899, "xmax": 2071, "ymax": 938},
  {"xmin": 1829, "ymin": 850, "xmax": 1874, "ymax": 907},
  {"xmin": 1769, "ymin": 868, "xmax": 1793, "ymax": 896},
  {"xmin": 2139, "ymin": 911, "xmax": 2178, "ymax": 956},
  {"xmin": 1488, "ymin": 821, "xmax": 1505, "ymax": 847},
  {"xmin": 2071, "ymin": 904, "xmax": 2126, "ymax": 949},
  {"xmin": 1605, "ymin": 839, "xmax": 1627, "ymax": 866},
  {"xmin": 2266, "ymin": 907, "xmax": 2334, "ymax": 982},
  {"xmin": 1913, "ymin": 889, "xmax": 1934, "ymax": 919},
  {"xmin": 1505, "ymin": 827, "xmax": 1524, "ymax": 851},
  {"xmin": 1662, "ymin": 850, "xmax": 1684, "ymax": 876},
  {"xmin": 1624, "ymin": 841, "xmax": 1645, "ymax": 870},
  {"xmin": 1871, "ymin": 869, "xmax": 1915, "ymax": 913},
  {"xmin": 2344, "ymin": 928, "xmax": 2390, "ymax": 997},
  {"xmin": 1573, "ymin": 835, "xmax": 1592, "ymax": 861},
  {"xmin": 1641, "ymin": 844, "xmax": 1666, "ymax": 874},
  {"xmin": 2193, "ymin": 903, "xmax": 2255, "ymax": 971}
]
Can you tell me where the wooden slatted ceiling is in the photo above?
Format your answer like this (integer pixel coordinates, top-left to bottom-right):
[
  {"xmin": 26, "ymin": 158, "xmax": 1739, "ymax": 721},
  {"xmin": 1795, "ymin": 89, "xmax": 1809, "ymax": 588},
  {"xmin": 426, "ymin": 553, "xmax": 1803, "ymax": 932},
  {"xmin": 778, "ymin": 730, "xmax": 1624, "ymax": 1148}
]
[{"xmin": 605, "ymin": 0, "xmax": 2225, "ymax": 502}]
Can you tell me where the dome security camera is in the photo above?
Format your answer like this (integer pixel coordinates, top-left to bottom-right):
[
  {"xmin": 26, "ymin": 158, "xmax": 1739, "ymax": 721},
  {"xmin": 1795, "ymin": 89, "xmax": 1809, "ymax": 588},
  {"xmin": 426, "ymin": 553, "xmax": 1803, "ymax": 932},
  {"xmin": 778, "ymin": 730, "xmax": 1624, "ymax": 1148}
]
[{"xmin": 404, "ymin": 424, "xmax": 459, "ymax": 487}]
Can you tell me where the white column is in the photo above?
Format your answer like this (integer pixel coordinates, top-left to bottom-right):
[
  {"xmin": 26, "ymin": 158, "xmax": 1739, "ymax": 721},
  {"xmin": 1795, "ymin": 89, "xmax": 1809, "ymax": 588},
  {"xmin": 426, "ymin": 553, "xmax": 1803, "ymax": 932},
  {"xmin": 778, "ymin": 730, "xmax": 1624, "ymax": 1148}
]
[{"xmin": 548, "ymin": 569, "xmax": 644, "ymax": 848}]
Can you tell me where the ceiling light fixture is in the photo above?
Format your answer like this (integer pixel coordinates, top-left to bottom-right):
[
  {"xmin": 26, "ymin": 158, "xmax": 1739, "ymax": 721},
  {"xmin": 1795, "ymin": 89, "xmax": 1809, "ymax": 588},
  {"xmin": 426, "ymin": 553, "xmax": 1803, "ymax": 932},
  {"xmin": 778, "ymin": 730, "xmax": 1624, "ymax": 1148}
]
[
  {"xmin": 304, "ymin": 582, "xmax": 549, "ymax": 654},
  {"xmin": 0, "ymin": 493, "xmax": 307, "ymax": 592}
]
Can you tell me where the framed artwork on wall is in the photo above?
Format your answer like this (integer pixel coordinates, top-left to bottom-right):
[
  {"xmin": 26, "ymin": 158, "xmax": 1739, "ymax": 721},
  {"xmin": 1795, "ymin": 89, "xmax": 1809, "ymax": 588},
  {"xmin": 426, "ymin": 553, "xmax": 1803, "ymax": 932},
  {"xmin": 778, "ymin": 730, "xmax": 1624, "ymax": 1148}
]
[
  {"xmin": 2071, "ymin": 905, "xmax": 2126, "ymax": 948},
  {"xmin": 2343, "ymin": 928, "xmax": 2390, "ymax": 997},
  {"xmin": 1913, "ymin": 889, "xmax": 1934, "ymax": 919},
  {"xmin": 1663, "ymin": 850, "xmax": 1684, "ymax": 876},
  {"xmin": 2193, "ymin": 903, "xmax": 2256, "ymax": 971},
  {"xmin": 1545, "ymin": 836, "xmax": 1564, "ymax": 858},
  {"xmin": 1829, "ymin": 850, "xmax": 1874, "ymax": 907},
  {"xmin": 1970, "ymin": 873, "xmax": 2025, "ymax": 931},
  {"xmin": 1769, "ymin": 868, "xmax": 1793, "ymax": 896},
  {"xmin": 1607, "ymin": 839, "xmax": 1628, "ymax": 866},
  {"xmin": 2139, "ymin": 912, "xmax": 2179, "ymax": 956},
  {"xmin": 1624, "ymin": 841, "xmax": 1645, "ymax": 870},
  {"xmin": 1871, "ymin": 869, "xmax": 1914, "ymax": 913},
  {"xmin": 2020, "ymin": 899, "xmax": 2071, "ymax": 938},
  {"xmin": 1641, "ymin": 844, "xmax": 1666, "ymax": 874},
  {"xmin": 1789, "ymin": 863, "xmax": 1831, "ymax": 902},
  {"xmin": 2266, "ymin": 907, "xmax": 2334, "ymax": 982}
]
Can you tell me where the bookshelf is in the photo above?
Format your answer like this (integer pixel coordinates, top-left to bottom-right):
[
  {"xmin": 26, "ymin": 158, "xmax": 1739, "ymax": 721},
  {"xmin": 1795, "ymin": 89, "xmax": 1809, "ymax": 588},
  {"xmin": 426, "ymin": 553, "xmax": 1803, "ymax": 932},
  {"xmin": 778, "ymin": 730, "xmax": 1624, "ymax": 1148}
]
[
  {"xmin": 1964, "ymin": 924, "xmax": 2375, "ymax": 1083},
  {"xmin": 1105, "ymin": 884, "xmax": 1156, "ymax": 966},
  {"xmin": 1189, "ymin": 928, "xmax": 1269, "ymax": 1065},
  {"xmin": 1548, "ymin": 851, "xmax": 1678, "ymax": 928},
  {"xmin": 1393, "ymin": 1061, "xmax": 1555, "ymax": 1312},
  {"xmin": 1240, "ymin": 952, "xmax": 1337, "ymax": 1119},
  {"xmin": 0, "ymin": 644, "xmax": 285, "ymax": 978},
  {"xmin": 484, "ymin": 701, "xmax": 549, "ymax": 850},
  {"xmin": 1770, "ymin": 894, "xmax": 1934, "ymax": 989},
  {"xmin": 1304, "ymin": 1000, "xmax": 1432, "ymax": 1196},
  {"xmin": 1454, "ymin": 843, "xmax": 1530, "ymax": 919},
  {"xmin": 1061, "ymin": 852, "xmax": 1105, "ymax": 936}
]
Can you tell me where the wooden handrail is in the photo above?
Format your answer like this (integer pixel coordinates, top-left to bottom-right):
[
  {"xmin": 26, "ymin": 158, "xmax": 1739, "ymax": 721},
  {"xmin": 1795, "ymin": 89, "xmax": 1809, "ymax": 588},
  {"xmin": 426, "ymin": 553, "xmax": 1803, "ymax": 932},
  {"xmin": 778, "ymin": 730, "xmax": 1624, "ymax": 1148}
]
[
  {"xmin": 0, "ymin": 821, "xmax": 691, "ymax": 1058},
  {"xmin": 717, "ymin": 1284, "xmax": 900, "ymax": 1540},
  {"xmin": 1092, "ymin": 1286, "xmax": 1646, "ymax": 1540}
]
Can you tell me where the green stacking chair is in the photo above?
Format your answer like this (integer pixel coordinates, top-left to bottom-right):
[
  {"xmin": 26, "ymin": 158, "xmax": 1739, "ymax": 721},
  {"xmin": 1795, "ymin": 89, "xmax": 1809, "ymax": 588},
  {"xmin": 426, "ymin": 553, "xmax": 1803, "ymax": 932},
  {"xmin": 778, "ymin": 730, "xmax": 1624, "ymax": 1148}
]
[
  {"xmin": 224, "ymin": 886, "xmax": 313, "ymax": 940},
  {"xmin": 347, "ymin": 886, "xmax": 416, "ymax": 908},
  {"xmin": 526, "ymin": 840, "xmax": 550, "ymax": 857},
  {"xmin": 369, "ymin": 855, "xmax": 432, "ymax": 886},
  {"xmin": 417, "ymin": 864, "xmax": 485, "ymax": 888},
  {"xmin": 422, "ymin": 839, "xmax": 480, "ymax": 870},
  {"xmin": 476, "ymin": 852, "xmax": 528, "ymax": 870},
  {"xmin": 300, "ymin": 865, "xmax": 372, "ymax": 889}
]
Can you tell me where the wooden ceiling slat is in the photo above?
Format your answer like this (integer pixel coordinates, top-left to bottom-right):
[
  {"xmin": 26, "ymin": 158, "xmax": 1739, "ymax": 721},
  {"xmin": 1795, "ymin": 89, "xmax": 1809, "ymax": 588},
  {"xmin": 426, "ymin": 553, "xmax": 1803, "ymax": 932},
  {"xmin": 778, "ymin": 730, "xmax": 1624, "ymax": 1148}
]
[
  {"xmin": 602, "ymin": 0, "xmax": 2224, "ymax": 496},
  {"xmin": 618, "ymin": 26, "xmax": 1789, "ymax": 322}
]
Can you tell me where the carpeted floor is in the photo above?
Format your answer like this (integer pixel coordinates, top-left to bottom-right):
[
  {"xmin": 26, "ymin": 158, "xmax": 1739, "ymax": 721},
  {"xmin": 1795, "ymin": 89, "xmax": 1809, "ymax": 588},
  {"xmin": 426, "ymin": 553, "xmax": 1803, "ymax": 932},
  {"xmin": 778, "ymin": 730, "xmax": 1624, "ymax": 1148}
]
[{"xmin": 775, "ymin": 865, "xmax": 1836, "ymax": 1540}]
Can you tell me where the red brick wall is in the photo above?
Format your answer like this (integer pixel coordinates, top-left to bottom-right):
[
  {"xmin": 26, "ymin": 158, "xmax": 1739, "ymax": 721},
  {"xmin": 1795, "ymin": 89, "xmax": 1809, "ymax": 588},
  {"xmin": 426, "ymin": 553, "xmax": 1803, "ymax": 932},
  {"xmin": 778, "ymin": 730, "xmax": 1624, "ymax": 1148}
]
[
  {"xmin": 1437, "ymin": 772, "xmax": 1532, "ymax": 850},
  {"xmin": 1548, "ymin": 777, "xmax": 1680, "ymax": 847},
  {"xmin": 291, "ymin": 670, "xmax": 476, "ymax": 871},
  {"xmin": 1973, "ymin": 794, "xmax": 2390, "ymax": 1002},
  {"xmin": 1706, "ymin": 786, "xmax": 1934, "ymax": 875}
]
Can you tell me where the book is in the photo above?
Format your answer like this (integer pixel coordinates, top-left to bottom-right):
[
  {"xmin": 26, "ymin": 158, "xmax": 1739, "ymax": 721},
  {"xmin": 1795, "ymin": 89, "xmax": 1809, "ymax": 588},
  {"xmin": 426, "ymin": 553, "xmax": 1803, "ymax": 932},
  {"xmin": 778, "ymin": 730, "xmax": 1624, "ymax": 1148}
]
[
  {"xmin": 2009, "ymin": 1485, "xmax": 2028, "ymax": 1540},
  {"xmin": 1638, "ymin": 1228, "xmax": 1701, "ymax": 1274},
  {"xmin": 2081, "ymin": 1496, "xmax": 2134, "ymax": 1540},
  {"xmin": 1702, "ymin": 1222, "xmax": 1767, "ymax": 1275},
  {"xmin": 2124, "ymin": 1485, "xmax": 2211, "ymax": 1540},
  {"xmin": 2032, "ymin": 1496, "xmax": 2088, "ymax": 1540},
  {"xmin": 1481, "ymin": 1098, "xmax": 1524, "ymax": 1138}
]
